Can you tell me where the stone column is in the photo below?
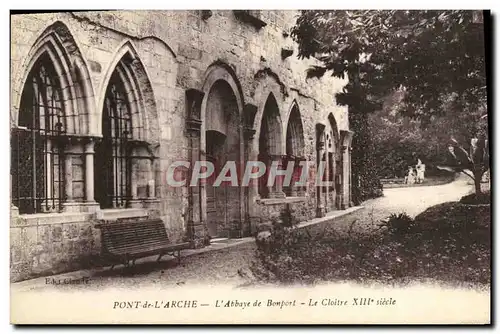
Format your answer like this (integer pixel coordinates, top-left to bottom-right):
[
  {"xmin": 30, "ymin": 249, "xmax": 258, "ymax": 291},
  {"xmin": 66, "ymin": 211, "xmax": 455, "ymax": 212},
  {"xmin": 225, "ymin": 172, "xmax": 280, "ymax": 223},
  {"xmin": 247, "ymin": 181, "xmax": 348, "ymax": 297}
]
[
  {"xmin": 316, "ymin": 134, "xmax": 326, "ymax": 218},
  {"xmin": 186, "ymin": 88, "xmax": 207, "ymax": 248},
  {"xmin": 84, "ymin": 139, "xmax": 95, "ymax": 203},
  {"xmin": 349, "ymin": 147, "xmax": 354, "ymax": 207},
  {"xmin": 130, "ymin": 156, "xmax": 138, "ymax": 201},
  {"xmin": 340, "ymin": 130, "xmax": 353, "ymax": 209},
  {"xmin": 242, "ymin": 103, "xmax": 257, "ymax": 236},
  {"xmin": 64, "ymin": 149, "xmax": 73, "ymax": 203},
  {"xmin": 324, "ymin": 146, "xmax": 329, "ymax": 211},
  {"xmin": 44, "ymin": 140, "xmax": 53, "ymax": 212},
  {"xmin": 340, "ymin": 145, "xmax": 348, "ymax": 209},
  {"xmin": 147, "ymin": 158, "xmax": 155, "ymax": 198},
  {"xmin": 296, "ymin": 156, "xmax": 307, "ymax": 197},
  {"xmin": 243, "ymin": 128, "xmax": 256, "ymax": 235},
  {"xmin": 288, "ymin": 155, "xmax": 298, "ymax": 197}
]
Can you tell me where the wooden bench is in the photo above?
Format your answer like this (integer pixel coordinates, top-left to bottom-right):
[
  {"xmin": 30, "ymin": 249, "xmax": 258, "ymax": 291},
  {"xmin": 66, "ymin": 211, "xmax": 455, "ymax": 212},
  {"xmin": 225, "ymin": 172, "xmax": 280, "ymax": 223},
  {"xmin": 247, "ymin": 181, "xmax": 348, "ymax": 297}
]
[{"xmin": 96, "ymin": 219, "xmax": 191, "ymax": 270}]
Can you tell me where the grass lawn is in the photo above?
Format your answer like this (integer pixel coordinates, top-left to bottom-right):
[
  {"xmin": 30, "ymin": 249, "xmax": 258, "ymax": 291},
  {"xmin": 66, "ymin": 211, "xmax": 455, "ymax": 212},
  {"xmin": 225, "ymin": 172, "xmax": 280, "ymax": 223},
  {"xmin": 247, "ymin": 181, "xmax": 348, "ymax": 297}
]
[{"xmin": 250, "ymin": 202, "xmax": 490, "ymax": 289}]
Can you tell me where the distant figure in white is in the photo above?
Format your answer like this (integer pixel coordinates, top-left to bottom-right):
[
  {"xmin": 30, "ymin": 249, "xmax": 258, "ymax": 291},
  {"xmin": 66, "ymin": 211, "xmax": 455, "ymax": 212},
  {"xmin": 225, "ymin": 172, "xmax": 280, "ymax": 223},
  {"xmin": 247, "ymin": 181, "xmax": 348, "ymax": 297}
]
[
  {"xmin": 415, "ymin": 159, "xmax": 426, "ymax": 184},
  {"xmin": 405, "ymin": 166, "xmax": 416, "ymax": 185}
]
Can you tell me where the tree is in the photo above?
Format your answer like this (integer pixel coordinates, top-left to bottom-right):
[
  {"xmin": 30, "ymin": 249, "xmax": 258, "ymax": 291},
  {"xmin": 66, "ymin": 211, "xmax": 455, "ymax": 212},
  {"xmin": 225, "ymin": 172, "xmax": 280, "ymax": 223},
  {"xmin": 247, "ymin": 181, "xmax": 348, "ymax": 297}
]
[
  {"xmin": 291, "ymin": 10, "xmax": 487, "ymax": 202},
  {"xmin": 438, "ymin": 115, "xmax": 489, "ymax": 195},
  {"xmin": 371, "ymin": 91, "xmax": 488, "ymax": 179}
]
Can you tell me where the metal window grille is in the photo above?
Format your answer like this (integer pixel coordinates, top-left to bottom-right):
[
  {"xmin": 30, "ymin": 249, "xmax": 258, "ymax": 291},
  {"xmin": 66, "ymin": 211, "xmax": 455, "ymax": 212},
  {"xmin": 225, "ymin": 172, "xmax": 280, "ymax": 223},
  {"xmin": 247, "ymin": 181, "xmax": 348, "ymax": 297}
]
[
  {"xmin": 95, "ymin": 73, "xmax": 132, "ymax": 209},
  {"xmin": 11, "ymin": 56, "xmax": 66, "ymax": 214}
]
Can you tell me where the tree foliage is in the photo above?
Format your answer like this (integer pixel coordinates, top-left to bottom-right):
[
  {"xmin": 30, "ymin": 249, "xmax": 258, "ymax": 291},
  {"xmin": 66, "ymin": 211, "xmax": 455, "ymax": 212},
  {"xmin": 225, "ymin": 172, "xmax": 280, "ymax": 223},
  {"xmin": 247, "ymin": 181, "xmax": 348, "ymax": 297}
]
[
  {"xmin": 371, "ymin": 91, "xmax": 488, "ymax": 179},
  {"xmin": 292, "ymin": 10, "xmax": 486, "ymax": 122},
  {"xmin": 291, "ymin": 10, "xmax": 487, "ymax": 203}
]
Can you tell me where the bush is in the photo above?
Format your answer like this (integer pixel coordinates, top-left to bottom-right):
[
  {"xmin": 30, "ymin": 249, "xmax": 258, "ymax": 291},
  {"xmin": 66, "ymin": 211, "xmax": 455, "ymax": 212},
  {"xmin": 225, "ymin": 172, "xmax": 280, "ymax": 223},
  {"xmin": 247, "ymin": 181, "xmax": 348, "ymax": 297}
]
[
  {"xmin": 380, "ymin": 212, "xmax": 415, "ymax": 237},
  {"xmin": 460, "ymin": 190, "xmax": 491, "ymax": 205},
  {"xmin": 250, "ymin": 206, "xmax": 305, "ymax": 283}
]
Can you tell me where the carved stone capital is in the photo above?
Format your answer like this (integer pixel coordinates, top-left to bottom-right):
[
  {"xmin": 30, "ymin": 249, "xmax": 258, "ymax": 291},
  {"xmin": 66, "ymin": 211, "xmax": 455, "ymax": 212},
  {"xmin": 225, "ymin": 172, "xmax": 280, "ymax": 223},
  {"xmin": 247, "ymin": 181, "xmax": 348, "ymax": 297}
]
[
  {"xmin": 340, "ymin": 130, "xmax": 354, "ymax": 148},
  {"xmin": 84, "ymin": 140, "xmax": 95, "ymax": 154}
]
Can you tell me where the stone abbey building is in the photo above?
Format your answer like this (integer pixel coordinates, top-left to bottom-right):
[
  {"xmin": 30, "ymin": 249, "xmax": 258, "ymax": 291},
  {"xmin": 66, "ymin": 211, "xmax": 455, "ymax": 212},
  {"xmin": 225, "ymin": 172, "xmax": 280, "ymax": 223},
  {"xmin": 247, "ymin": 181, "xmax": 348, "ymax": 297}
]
[{"xmin": 10, "ymin": 10, "xmax": 353, "ymax": 281}]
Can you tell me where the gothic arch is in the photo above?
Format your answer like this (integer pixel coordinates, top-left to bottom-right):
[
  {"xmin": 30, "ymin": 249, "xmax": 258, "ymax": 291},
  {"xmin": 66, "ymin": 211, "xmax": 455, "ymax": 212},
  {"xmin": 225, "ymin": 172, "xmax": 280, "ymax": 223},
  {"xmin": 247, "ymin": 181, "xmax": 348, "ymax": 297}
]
[
  {"xmin": 98, "ymin": 40, "xmax": 158, "ymax": 142},
  {"xmin": 199, "ymin": 63, "xmax": 245, "ymax": 238},
  {"xmin": 200, "ymin": 62, "xmax": 245, "ymax": 132},
  {"xmin": 201, "ymin": 61, "xmax": 245, "ymax": 109},
  {"xmin": 252, "ymin": 72, "xmax": 285, "ymax": 154},
  {"xmin": 13, "ymin": 21, "xmax": 95, "ymax": 135},
  {"xmin": 259, "ymin": 93, "xmax": 283, "ymax": 157},
  {"xmin": 327, "ymin": 113, "xmax": 340, "ymax": 142},
  {"xmin": 257, "ymin": 93, "xmax": 284, "ymax": 198},
  {"xmin": 285, "ymin": 101, "xmax": 305, "ymax": 158}
]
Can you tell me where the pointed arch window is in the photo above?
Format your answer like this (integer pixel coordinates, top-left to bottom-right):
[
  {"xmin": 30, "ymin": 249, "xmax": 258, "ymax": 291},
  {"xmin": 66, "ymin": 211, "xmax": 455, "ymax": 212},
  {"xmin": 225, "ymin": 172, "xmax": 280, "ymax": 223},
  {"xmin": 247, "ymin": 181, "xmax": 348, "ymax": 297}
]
[
  {"xmin": 11, "ymin": 54, "xmax": 66, "ymax": 214},
  {"xmin": 94, "ymin": 72, "xmax": 133, "ymax": 209},
  {"xmin": 284, "ymin": 104, "xmax": 305, "ymax": 197},
  {"xmin": 258, "ymin": 94, "xmax": 283, "ymax": 198}
]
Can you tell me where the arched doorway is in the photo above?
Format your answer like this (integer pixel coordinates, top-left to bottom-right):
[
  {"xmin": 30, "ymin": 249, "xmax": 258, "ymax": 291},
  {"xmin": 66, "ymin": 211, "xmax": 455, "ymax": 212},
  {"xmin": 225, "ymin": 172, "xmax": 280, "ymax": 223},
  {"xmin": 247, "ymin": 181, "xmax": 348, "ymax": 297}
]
[{"xmin": 205, "ymin": 80, "xmax": 241, "ymax": 238}]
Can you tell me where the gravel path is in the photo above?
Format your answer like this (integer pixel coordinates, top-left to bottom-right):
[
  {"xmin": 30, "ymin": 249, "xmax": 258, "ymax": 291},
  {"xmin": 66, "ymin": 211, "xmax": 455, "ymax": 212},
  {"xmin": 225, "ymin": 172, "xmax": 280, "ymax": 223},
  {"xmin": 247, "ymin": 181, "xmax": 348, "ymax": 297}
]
[
  {"xmin": 306, "ymin": 173, "xmax": 474, "ymax": 237},
  {"xmin": 15, "ymin": 175, "xmax": 474, "ymax": 291}
]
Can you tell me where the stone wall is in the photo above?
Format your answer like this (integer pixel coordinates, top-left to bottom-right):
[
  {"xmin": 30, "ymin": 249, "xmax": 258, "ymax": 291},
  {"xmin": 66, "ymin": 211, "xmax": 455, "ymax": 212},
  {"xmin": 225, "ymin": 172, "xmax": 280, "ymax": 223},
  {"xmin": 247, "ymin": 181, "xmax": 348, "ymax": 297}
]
[
  {"xmin": 10, "ymin": 213, "xmax": 100, "ymax": 282},
  {"xmin": 10, "ymin": 10, "xmax": 351, "ymax": 281}
]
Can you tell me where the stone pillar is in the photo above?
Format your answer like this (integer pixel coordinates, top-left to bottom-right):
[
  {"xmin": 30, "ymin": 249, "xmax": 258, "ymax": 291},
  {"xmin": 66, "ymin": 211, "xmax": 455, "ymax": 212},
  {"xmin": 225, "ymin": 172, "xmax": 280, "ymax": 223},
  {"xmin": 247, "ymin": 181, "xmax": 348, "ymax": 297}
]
[
  {"xmin": 243, "ymin": 103, "xmax": 258, "ymax": 236},
  {"xmin": 324, "ymin": 146, "xmax": 329, "ymax": 211},
  {"xmin": 84, "ymin": 139, "xmax": 95, "ymax": 203},
  {"xmin": 287, "ymin": 155, "xmax": 298, "ymax": 197},
  {"xmin": 44, "ymin": 140, "xmax": 53, "ymax": 212},
  {"xmin": 340, "ymin": 145, "xmax": 348, "ymax": 209},
  {"xmin": 61, "ymin": 137, "xmax": 99, "ymax": 213},
  {"xmin": 315, "ymin": 130, "xmax": 326, "ymax": 218},
  {"xmin": 127, "ymin": 153, "xmax": 142, "ymax": 209},
  {"xmin": 130, "ymin": 156, "xmax": 138, "ymax": 200},
  {"xmin": 64, "ymin": 150, "xmax": 73, "ymax": 203},
  {"xmin": 296, "ymin": 156, "xmax": 307, "ymax": 197},
  {"xmin": 349, "ymin": 147, "xmax": 354, "ymax": 207},
  {"xmin": 340, "ymin": 130, "xmax": 354, "ymax": 209},
  {"xmin": 186, "ymin": 88, "xmax": 207, "ymax": 248},
  {"xmin": 147, "ymin": 158, "xmax": 155, "ymax": 198}
]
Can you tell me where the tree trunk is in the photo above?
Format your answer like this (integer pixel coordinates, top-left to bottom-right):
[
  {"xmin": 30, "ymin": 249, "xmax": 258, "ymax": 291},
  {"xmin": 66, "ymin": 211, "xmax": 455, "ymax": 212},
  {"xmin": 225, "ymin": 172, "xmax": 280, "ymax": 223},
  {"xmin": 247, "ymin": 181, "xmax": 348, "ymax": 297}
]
[{"xmin": 474, "ymin": 173, "xmax": 482, "ymax": 195}]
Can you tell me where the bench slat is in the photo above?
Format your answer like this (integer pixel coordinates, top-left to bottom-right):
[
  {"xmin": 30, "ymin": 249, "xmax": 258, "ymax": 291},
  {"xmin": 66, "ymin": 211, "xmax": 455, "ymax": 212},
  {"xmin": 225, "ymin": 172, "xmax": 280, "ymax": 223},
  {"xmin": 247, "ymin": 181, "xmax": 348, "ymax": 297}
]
[{"xmin": 106, "ymin": 239, "xmax": 168, "ymax": 252}]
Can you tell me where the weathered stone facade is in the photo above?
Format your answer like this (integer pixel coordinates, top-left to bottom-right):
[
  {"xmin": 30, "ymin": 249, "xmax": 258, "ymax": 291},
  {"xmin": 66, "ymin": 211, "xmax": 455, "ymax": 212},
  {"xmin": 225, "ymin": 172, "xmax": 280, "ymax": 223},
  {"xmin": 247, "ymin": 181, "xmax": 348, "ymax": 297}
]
[{"xmin": 10, "ymin": 10, "xmax": 353, "ymax": 282}]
